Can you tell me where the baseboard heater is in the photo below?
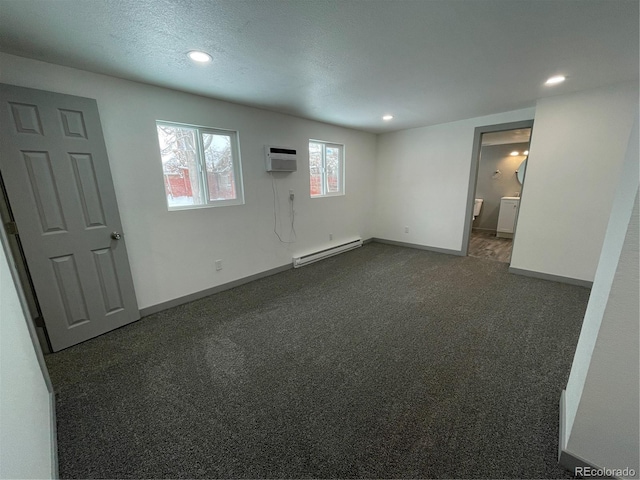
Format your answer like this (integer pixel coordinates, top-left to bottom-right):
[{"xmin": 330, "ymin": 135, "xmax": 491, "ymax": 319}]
[{"xmin": 293, "ymin": 238, "xmax": 363, "ymax": 268}]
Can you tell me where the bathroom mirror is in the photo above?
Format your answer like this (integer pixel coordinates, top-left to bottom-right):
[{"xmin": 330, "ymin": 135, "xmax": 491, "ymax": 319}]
[{"xmin": 516, "ymin": 158, "xmax": 527, "ymax": 184}]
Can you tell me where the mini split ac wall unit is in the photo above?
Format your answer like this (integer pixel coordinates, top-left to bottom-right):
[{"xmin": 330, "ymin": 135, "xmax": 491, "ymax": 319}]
[{"xmin": 265, "ymin": 145, "xmax": 297, "ymax": 172}]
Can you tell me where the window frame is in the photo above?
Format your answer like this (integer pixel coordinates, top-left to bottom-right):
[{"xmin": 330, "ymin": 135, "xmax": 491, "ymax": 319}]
[
  {"xmin": 309, "ymin": 139, "xmax": 345, "ymax": 198},
  {"xmin": 156, "ymin": 120, "xmax": 245, "ymax": 210}
]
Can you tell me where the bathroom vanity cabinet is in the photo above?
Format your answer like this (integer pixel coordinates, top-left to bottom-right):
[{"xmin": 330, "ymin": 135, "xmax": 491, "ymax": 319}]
[{"xmin": 497, "ymin": 197, "xmax": 520, "ymax": 238}]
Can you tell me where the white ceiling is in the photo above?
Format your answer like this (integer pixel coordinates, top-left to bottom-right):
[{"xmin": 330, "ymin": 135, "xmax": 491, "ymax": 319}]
[{"xmin": 0, "ymin": 0, "xmax": 637, "ymax": 133}]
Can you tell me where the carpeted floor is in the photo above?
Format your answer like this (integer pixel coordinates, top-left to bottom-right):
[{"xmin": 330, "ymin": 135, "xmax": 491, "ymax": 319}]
[{"xmin": 45, "ymin": 243, "xmax": 589, "ymax": 479}]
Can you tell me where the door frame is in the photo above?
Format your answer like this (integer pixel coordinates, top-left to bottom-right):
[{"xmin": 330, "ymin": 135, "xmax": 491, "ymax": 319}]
[
  {"xmin": 461, "ymin": 119, "xmax": 535, "ymax": 258},
  {"xmin": 0, "ymin": 172, "xmax": 52, "ymax": 353}
]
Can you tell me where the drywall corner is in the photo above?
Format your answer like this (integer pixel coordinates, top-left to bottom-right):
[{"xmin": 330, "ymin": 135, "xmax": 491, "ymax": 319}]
[
  {"xmin": 511, "ymin": 82, "xmax": 638, "ymax": 282},
  {"xmin": 561, "ymin": 110, "xmax": 639, "ymax": 476},
  {"xmin": 559, "ymin": 389, "xmax": 567, "ymax": 459},
  {"xmin": 0, "ymin": 227, "xmax": 56, "ymax": 479}
]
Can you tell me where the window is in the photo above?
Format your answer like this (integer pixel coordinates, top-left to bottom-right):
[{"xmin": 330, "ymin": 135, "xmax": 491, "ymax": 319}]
[
  {"xmin": 156, "ymin": 121, "xmax": 244, "ymax": 209},
  {"xmin": 309, "ymin": 140, "xmax": 344, "ymax": 197}
]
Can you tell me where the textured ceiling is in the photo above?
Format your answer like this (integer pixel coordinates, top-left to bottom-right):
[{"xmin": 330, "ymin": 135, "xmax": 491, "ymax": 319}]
[{"xmin": 0, "ymin": 0, "xmax": 638, "ymax": 133}]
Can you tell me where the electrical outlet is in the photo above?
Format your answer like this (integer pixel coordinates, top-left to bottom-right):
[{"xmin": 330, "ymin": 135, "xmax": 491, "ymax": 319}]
[
  {"xmin": 404, "ymin": 226, "xmax": 410, "ymax": 233},
  {"xmin": 329, "ymin": 233, "xmax": 333, "ymax": 241},
  {"xmin": 215, "ymin": 259, "xmax": 222, "ymax": 271}
]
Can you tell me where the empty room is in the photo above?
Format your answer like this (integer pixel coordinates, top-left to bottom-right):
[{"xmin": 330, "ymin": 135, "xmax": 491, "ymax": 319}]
[{"xmin": 0, "ymin": 1, "xmax": 638, "ymax": 479}]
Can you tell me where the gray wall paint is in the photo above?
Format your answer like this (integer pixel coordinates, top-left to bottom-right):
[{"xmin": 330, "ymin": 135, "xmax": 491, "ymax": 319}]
[{"xmin": 474, "ymin": 142, "xmax": 528, "ymax": 231}]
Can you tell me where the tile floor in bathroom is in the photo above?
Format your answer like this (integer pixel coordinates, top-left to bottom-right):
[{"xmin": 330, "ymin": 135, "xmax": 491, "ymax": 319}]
[{"xmin": 468, "ymin": 230, "xmax": 513, "ymax": 263}]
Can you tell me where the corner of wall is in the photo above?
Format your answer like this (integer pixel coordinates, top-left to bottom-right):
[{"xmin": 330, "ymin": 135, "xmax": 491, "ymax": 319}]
[
  {"xmin": 510, "ymin": 83, "xmax": 638, "ymax": 283},
  {"xmin": 560, "ymin": 110, "xmax": 639, "ymax": 475},
  {"xmin": 559, "ymin": 389, "xmax": 567, "ymax": 458},
  {"xmin": 0, "ymin": 228, "xmax": 56, "ymax": 479}
]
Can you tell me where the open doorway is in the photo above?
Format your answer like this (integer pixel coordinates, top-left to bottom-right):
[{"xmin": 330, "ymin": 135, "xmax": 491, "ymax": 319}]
[{"xmin": 462, "ymin": 120, "xmax": 534, "ymax": 263}]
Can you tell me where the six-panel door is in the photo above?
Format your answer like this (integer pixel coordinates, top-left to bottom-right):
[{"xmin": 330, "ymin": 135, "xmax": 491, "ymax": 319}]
[{"xmin": 0, "ymin": 84, "xmax": 139, "ymax": 351}]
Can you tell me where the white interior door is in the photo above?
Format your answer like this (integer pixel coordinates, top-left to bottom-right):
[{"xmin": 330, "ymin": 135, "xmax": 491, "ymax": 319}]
[{"xmin": 0, "ymin": 84, "xmax": 139, "ymax": 351}]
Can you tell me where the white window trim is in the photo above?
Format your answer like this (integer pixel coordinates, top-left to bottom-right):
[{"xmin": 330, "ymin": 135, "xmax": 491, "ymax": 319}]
[
  {"xmin": 157, "ymin": 120, "xmax": 244, "ymax": 210},
  {"xmin": 309, "ymin": 139, "xmax": 345, "ymax": 198}
]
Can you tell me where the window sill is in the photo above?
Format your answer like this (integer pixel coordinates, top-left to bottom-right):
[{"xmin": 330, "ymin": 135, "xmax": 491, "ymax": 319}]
[
  {"xmin": 310, "ymin": 193, "xmax": 345, "ymax": 199},
  {"xmin": 167, "ymin": 200, "xmax": 245, "ymax": 211}
]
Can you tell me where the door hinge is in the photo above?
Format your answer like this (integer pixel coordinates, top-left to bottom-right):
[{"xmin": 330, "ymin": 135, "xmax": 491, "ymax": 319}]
[
  {"xmin": 4, "ymin": 221, "xmax": 18, "ymax": 235},
  {"xmin": 34, "ymin": 316, "xmax": 46, "ymax": 328}
]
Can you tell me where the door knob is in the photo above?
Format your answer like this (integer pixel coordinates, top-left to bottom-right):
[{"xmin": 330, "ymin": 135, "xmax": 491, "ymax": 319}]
[{"xmin": 111, "ymin": 232, "xmax": 122, "ymax": 240}]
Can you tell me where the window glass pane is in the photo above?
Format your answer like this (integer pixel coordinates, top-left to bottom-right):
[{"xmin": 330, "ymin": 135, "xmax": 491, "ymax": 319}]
[
  {"xmin": 309, "ymin": 142, "xmax": 323, "ymax": 196},
  {"xmin": 325, "ymin": 146, "xmax": 341, "ymax": 193},
  {"xmin": 202, "ymin": 133, "xmax": 236, "ymax": 201},
  {"xmin": 157, "ymin": 124, "xmax": 204, "ymax": 207}
]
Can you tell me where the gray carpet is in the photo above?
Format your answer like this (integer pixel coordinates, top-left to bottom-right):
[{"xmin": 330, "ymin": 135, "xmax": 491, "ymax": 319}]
[{"xmin": 45, "ymin": 243, "xmax": 588, "ymax": 479}]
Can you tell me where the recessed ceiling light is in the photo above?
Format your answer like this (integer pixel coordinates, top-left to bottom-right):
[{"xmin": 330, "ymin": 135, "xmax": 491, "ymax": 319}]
[
  {"xmin": 382, "ymin": 115, "xmax": 394, "ymax": 121},
  {"xmin": 510, "ymin": 151, "xmax": 519, "ymax": 156},
  {"xmin": 545, "ymin": 75, "xmax": 566, "ymax": 85},
  {"xmin": 188, "ymin": 50, "xmax": 212, "ymax": 63}
]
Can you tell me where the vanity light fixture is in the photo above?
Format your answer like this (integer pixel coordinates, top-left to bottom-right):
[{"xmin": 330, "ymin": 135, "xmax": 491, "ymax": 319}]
[
  {"xmin": 510, "ymin": 151, "xmax": 519, "ymax": 156},
  {"xmin": 524, "ymin": 150, "xmax": 529, "ymax": 155},
  {"xmin": 382, "ymin": 115, "xmax": 394, "ymax": 121},
  {"xmin": 188, "ymin": 50, "xmax": 212, "ymax": 63},
  {"xmin": 545, "ymin": 75, "xmax": 566, "ymax": 85}
]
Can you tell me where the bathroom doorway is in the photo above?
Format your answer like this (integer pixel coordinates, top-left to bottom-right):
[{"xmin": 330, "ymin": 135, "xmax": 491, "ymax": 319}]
[{"xmin": 462, "ymin": 120, "xmax": 534, "ymax": 263}]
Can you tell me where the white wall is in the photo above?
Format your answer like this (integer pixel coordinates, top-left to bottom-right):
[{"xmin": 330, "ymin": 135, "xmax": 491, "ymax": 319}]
[
  {"xmin": 562, "ymin": 112, "xmax": 639, "ymax": 475},
  {"xmin": 374, "ymin": 82, "xmax": 637, "ymax": 284},
  {"xmin": 511, "ymin": 82, "xmax": 638, "ymax": 282},
  {"xmin": 0, "ymin": 239, "xmax": 55, "ymax": 479},
  {"xmin": 0, "ymin": 53, "xmax": 377, "ymax": 309},
  {"xmin": 374, "ymin": 108, "xmax": 535, "ymax": 251}
]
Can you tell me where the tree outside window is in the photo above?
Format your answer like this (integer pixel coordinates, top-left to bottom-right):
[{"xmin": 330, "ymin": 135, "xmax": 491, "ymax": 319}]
[
  {"xmin": 309, "ymin": 140, "xmax": 344, "ymax": 197},
  {"xmin": 157, "ymin": 122, "xmax": 244, "ymax": 209}
]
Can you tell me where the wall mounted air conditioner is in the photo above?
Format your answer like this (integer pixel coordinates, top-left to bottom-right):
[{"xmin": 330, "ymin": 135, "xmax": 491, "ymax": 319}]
[{"xmin": 265, "ymin": 145, "xmax": 297, "ymax": 172}]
